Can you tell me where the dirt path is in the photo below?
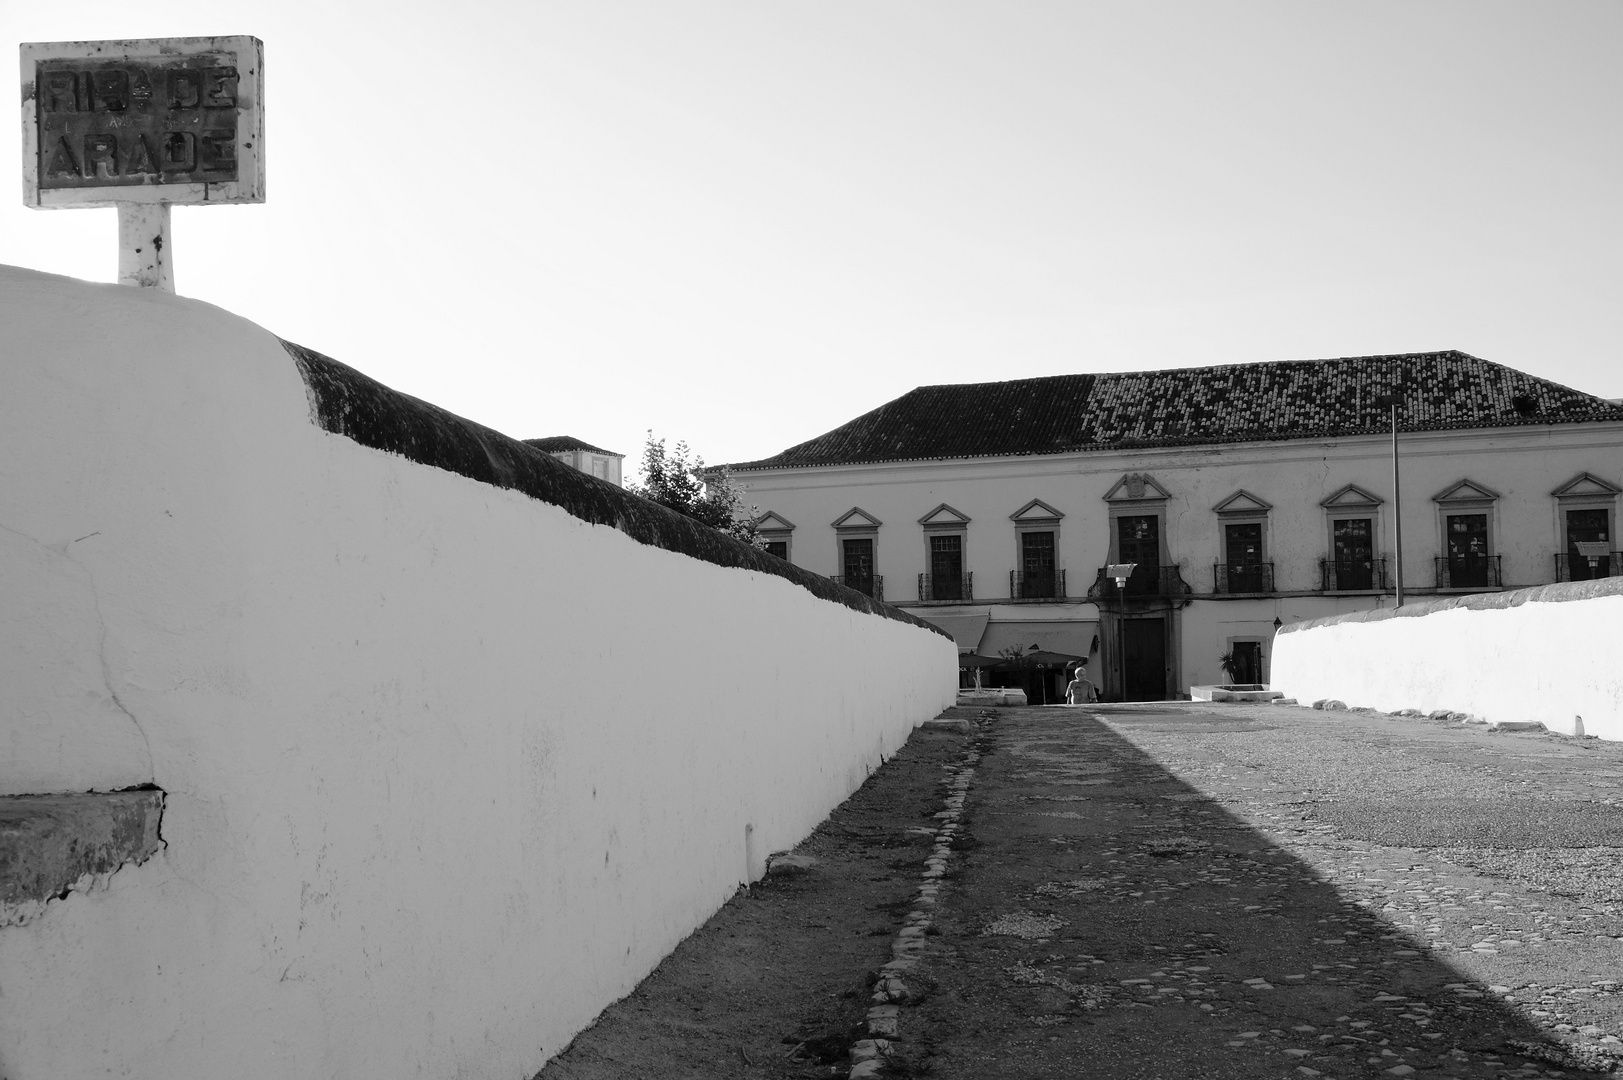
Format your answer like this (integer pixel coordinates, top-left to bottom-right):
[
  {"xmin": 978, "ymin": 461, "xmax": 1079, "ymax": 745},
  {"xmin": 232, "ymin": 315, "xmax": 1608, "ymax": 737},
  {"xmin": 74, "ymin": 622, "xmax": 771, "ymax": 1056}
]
[{"xmin": 537, "ymin": 704, "xmax": 1623, "ymax": 1079}]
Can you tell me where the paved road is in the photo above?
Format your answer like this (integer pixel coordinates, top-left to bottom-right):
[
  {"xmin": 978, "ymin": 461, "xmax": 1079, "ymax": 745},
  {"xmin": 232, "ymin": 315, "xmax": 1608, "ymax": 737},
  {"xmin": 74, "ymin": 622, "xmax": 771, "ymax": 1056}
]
[
  {"xmin": 537, "ymin": 702, "xmax": 1623, "ymax": 1079},
  {"xmin": 908, "ymin": 702, "xmax": 1623, "ymax": 1079}
]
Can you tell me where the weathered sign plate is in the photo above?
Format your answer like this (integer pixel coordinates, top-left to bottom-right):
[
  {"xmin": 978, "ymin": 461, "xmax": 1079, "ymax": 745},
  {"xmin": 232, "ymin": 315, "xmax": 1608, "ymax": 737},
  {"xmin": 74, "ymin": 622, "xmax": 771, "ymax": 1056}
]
[{"xmin": 21, "ymin": 36, "xmax": 263, "ymax": 208}]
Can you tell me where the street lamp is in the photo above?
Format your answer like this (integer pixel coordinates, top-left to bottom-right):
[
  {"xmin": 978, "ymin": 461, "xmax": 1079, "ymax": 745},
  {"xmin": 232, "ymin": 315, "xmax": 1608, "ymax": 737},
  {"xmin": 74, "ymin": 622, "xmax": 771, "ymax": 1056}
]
[
  {"xmin": 1374, "ymin": 393, "xmax": 1405, "ymax": 607},
  {"xmin": 1105, "ymin": 562, "xmax": 1137, "ymax": 701}
]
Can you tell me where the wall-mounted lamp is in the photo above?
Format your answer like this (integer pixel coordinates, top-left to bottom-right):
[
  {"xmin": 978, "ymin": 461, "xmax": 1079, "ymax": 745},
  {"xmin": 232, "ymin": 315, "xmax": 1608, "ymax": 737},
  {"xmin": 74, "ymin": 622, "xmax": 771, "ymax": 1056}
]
[{"xmin": 1273, "ymin": 617, "xmax": 1283, "ymax": 630}]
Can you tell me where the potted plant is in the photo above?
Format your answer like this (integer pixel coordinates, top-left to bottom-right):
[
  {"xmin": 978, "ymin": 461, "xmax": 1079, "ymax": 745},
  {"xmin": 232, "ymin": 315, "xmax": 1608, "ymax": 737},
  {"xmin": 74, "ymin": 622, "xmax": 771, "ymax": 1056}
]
[{"xmin": 1217, "ymin": 650, "xmax": 1242, "ymax": 685}]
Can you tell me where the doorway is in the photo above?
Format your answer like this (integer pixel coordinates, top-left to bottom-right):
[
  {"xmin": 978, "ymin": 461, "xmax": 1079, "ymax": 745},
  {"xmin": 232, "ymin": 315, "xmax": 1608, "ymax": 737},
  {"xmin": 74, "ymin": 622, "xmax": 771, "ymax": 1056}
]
[{"xmin": 1122, "ymin": 618, "xmax": 1166, "ymax": 701}]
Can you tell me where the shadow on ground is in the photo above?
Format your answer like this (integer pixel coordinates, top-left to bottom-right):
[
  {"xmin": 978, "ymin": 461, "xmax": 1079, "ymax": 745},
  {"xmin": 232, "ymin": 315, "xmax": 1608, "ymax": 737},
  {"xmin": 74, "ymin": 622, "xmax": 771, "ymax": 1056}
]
[{"xmin": 906, "ymin": 706, "xmax": 1615, "ymax": 1079}]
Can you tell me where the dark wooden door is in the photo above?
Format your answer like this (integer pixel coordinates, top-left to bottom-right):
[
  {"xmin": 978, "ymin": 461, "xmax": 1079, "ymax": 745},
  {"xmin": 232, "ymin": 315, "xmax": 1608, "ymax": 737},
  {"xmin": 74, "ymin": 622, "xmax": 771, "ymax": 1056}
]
[
  {"xmin": 1122, "ymin": 618, "xmax": 1166, "ymax": 701},
  {"xmin": 1231, "ymin": 641, "xmax": 1261, "ymax": 685}
]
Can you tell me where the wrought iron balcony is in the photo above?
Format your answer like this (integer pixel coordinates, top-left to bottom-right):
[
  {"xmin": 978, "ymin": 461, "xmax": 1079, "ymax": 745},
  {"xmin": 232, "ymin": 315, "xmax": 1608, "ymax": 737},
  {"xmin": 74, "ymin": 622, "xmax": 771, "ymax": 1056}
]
[
  {"xmin": 1435, "ymin": 555, "xmax": 1502, "ymax": 590},
  {"xmin": 1009, "ymin": 569, "xmax": 1066, "ymax": 600},
  {"xmin": 1212, "ymin": 561, "xmax": 1275, "ymax": 595},
  {"xmin": 918, "ymin": 572, "xmax": 973, "ymax": 602},
  {"xmin": 1085, "ymin": 564, "xmax": 1193, "ymax": 601},
  {"xmin": 1319, "ymin": 557, "xmax": 1388, "ymax": 592},
  {"xmin": 832, "ymin": 574, "xmax": 883, "ymax": 601},
  {"xmin": 1555, "ymin": 552, "xmax": 1620, "ymax": 582}
]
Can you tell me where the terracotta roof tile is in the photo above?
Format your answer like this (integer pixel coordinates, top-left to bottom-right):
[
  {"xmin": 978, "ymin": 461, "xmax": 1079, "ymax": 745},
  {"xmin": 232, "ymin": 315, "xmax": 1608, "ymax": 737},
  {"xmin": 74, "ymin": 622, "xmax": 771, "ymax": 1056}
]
[{"xmin": 734, "ymin": 351, "xmax": 1623, "ymax": 470}]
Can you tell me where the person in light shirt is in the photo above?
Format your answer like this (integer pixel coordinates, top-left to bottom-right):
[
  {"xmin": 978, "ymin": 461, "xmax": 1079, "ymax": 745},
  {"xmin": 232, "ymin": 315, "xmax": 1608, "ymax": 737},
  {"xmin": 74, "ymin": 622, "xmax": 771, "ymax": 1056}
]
[{"xmin": 1065, "ymin": 663, "xmax": 1099, "ymax": 705}]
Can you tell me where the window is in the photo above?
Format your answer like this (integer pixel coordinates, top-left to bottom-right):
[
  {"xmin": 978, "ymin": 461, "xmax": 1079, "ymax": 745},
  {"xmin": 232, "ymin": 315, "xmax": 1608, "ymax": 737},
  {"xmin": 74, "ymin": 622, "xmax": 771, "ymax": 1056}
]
[
  {"xmin": 1117, "ymin": 515, "xmax": 1160, "ymax": 594},
  {"xmin": 1566, "ymin": 508, "xmax": 1612, "ymax": 580},
  {"xmin": 1445, "ymin": 513, "xmax": 1491, "ymax": 587},
  {"xmin": 755, "ymin": 511, "xmax": 796, "ymax": 564},
  {"xmin": 842, "ymin": 537, "xmax": 875, "ymax": 595},
  {"xmin": 1019, "ymin": 531, "xmax": 1057, "ymax": 598},
  {"xmin": 929, "ymin": 534, "xmax": 965, "ymax": 601},
  {"xmin": 1332, "ymin": 518, "xmax": 1375, "ymax": 590},
  {"xmin": 1223, "ymin": 522, "xmax": 1266, "ymax": 593},
  {"xmin": 590, "ymin": 457, "xmax": 609, "ymax": 480}
]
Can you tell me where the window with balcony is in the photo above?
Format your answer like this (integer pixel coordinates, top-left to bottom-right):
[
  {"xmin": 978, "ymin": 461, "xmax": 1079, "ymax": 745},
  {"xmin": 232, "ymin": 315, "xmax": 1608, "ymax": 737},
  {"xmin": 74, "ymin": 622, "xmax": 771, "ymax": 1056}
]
[
  {"xmin": 841, "ymin": 537, "xmax": 877, "ymax": 597},
  {"xmin": 1320, "ymin": 484, "xmax": 1385, "ymax": 592},
  {"xmin": 1432, "ymin": 479, "xmax": 1500, "ymax": 590},
  {"xmin": 832, "ymin": 506, "xmax": 882, "ymax": 599},
  {"xmin": 1553, "ymin": 473, "xmax": 1620, "ymax": 582},
  {"xmin": 1009, "ymin": 498, "xmax": 1065, "ymax": 600},
  {"xmin": 918, "ymin": 503, "xmax": 971, "ymax": 601},
  {"xmin": 1212, "ymin": 489, "xmax": 1273, "ymax": 594},
  {"xmin": 1101, "ymin": 473, "xmax": 1177, "ymax": 597}
]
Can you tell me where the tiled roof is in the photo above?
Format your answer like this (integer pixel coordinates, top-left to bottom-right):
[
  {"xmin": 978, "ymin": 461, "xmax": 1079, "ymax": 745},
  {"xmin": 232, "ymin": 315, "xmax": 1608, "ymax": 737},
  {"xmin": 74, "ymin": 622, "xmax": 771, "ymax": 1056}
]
[
  {"xmin": 523, "ymin": 435, "xmax": 619, "ymax": 456},
  {"xmin": 733, "ymin": 351, "xmax": 1623, "ymax": 470}
]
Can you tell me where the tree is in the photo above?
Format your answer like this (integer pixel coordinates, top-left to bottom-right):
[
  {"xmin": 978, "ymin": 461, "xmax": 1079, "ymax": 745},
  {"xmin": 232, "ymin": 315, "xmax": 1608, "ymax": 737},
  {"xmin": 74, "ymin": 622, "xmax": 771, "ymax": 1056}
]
[{"xmin": 632, "ymin": 431, "xmax": 763, "ymax": 547}]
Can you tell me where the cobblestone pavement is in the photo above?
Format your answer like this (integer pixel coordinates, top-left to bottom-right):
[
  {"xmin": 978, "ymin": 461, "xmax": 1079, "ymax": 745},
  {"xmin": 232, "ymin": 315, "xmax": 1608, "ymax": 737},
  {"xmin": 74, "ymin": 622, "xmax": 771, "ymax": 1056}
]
[{"xmin": 907, "ymin": 702, "xmax": 1623, "ymax": 1079}]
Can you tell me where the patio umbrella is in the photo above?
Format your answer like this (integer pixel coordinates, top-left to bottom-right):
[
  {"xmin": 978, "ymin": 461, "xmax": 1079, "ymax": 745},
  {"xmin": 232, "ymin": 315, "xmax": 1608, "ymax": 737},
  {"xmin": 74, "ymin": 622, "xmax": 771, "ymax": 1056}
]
[{"xmin": 956, "ymin": 653, "xmax": 1005, "ymax": 669}]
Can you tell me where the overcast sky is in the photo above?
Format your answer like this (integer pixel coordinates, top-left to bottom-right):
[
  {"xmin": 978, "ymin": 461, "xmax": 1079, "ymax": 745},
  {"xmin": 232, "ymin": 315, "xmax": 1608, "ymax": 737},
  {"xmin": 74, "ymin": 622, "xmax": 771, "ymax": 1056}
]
[{"xmin": 4, "ymin": 2, "xmax": 1620, "ymax": 472}]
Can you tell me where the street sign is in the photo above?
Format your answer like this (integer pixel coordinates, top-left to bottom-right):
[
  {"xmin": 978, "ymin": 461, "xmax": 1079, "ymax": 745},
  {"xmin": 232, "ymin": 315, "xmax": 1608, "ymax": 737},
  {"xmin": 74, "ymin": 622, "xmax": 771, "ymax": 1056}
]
[{"xmin": 20, "ymin": 36, "xmax": 264, "ymax": 290}]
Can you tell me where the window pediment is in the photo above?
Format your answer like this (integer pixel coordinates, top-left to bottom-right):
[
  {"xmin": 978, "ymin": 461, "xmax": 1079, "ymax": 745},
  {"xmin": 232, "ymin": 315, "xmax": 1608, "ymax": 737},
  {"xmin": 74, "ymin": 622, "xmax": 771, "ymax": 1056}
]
[
  {"xmin": 832, "ymin": 506, "xmax": 882, "ymax": 530},
  {"xmin": 1213, "ymin": 489, "xmax": 1273, "ymax": 516},
  {"xmin": 1432, "ymin": 479, "xmax": 1500, "ymax": 505},
  {"xmin": 754, "ymin": 511, "xmax": 796, "ymax": 533},
  {"xmin": 1103, "ymin": 472, "xmax": 1171, "ymax": 503},
  {"xmin": 1552, "ymin": 472, "xmax": 1621, "ymax": 499},
  {"xmin": 1320, "ymin": 483, "xmax": 1383, "ymax": 510},
  {"xmin": 1009, "ymin": 498, "xmax": 1064, "ymax": 524},
  {"xmin": 918, "ymin": 503, "xmax": 971, "ymax": 529}
]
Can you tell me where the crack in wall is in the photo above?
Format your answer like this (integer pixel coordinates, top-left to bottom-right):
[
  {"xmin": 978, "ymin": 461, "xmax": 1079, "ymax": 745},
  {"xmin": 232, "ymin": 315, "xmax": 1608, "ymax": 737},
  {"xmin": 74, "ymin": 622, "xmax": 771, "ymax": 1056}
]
[{"xmin": 1, "ymin": 519, "xmax": 158, "ymax": 784}]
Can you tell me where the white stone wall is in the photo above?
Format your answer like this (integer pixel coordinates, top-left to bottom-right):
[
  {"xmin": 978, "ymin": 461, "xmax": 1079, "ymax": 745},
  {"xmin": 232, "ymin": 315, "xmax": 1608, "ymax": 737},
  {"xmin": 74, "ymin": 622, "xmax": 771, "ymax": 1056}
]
[
  {"xmin": 1271, "ymin": 582, "xmax": 1623, "ymax": 740},
  {"xmin": 0, "ymin": 266, "xmax": 956, "ymax": 1079}
]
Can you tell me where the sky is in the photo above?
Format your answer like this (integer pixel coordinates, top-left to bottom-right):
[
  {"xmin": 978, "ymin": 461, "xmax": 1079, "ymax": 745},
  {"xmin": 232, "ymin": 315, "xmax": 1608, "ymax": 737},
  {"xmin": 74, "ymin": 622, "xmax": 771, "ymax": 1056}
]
[{"xmin": 4, "ymin": 1, "xmax": 1620, "ymax": 475}]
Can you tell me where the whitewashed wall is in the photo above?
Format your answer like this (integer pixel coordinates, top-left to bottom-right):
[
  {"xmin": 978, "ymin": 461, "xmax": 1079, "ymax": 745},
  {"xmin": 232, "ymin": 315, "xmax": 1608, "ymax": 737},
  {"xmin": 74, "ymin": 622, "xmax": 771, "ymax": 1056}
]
[
  {"xmin": 0, "ymin": 266, "xmax": 957, "ymax": 1079},
  {"xmin": 1271, "ymin": 581, "xmax": 1623, "ymax": 740}
]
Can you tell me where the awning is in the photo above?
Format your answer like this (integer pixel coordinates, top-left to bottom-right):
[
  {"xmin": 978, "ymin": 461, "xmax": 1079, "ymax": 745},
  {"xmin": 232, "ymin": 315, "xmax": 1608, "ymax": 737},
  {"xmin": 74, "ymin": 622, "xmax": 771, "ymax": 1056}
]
[
  {"xmin": 915, "ymin": 611, "xmax": 990, "ymax": 652},
  {"xmin": 978, "ymin": 619, "xmax": 1099, "ymax": 660}
]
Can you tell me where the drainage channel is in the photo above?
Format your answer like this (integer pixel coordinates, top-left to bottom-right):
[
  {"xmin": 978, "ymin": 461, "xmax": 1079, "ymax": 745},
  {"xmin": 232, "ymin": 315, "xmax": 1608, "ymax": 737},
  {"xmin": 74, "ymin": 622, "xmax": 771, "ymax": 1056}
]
[{"xmin": 848, "ymin": 716, "xmax": 987, "ymax": 1078}]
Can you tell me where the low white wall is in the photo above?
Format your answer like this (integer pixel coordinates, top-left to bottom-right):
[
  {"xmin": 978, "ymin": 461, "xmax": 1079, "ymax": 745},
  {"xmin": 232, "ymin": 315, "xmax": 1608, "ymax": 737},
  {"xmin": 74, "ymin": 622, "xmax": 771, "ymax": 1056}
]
[
  {"xmin": 1272, "ymin": 581, "xmax": 1623, "ymax": 740},
  {"xmin": 0, "ymin": 266, "xmax": 957, "ymax": 1079}
]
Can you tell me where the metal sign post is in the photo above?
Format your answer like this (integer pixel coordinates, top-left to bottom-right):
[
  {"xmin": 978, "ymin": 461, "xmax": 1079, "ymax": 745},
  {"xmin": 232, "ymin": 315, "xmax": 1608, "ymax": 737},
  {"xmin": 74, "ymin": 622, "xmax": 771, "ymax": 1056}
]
[{"xmin": 21, "ymin": 36, "xmax": 265, "ymax": 292}]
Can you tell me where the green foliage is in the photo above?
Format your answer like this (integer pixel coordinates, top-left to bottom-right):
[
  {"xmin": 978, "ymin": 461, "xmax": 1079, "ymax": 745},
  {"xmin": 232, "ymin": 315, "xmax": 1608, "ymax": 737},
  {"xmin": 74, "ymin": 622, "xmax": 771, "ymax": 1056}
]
[
  {"xmin": 632, "ymin": 431, "xmax": 762, "ymax": 547},
  {"xmin": 1217, "ymin": 651, "xmax": 1241, "ymax": 681}
]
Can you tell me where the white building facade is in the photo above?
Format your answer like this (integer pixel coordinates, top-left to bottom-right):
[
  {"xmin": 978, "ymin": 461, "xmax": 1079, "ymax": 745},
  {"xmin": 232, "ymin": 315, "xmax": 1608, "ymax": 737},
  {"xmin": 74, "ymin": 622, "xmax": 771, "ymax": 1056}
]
[{"xmin": 731, "ymin": 352, "xmax": 1623, "ymax": 702}]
